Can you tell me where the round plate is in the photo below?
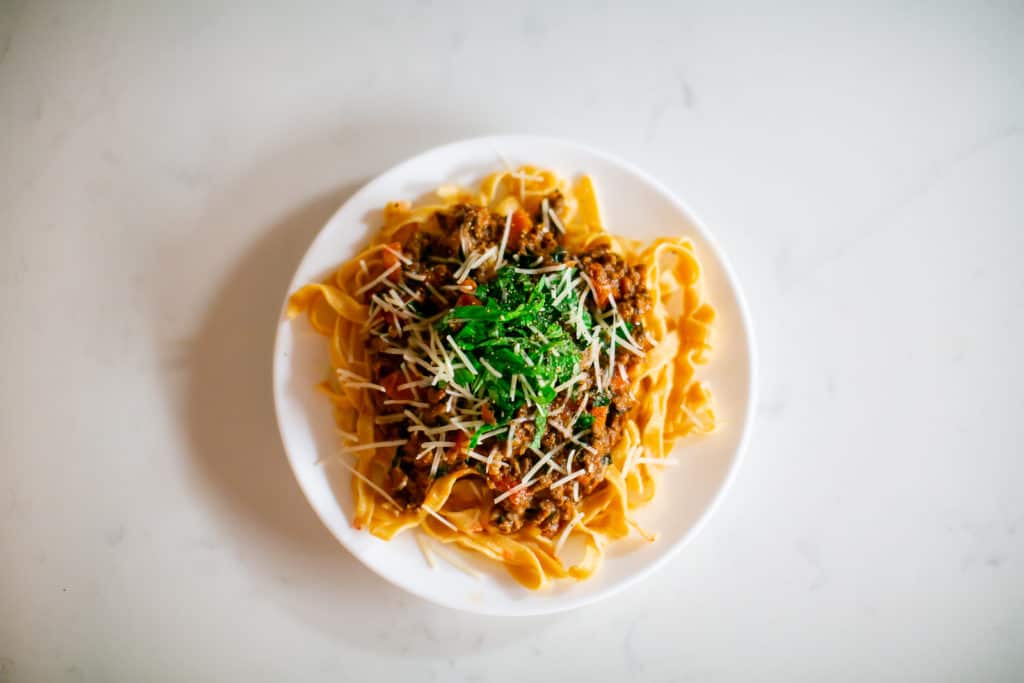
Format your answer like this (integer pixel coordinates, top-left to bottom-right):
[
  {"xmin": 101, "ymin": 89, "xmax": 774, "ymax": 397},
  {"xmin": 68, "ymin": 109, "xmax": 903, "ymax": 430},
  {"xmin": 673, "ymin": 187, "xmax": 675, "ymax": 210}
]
[{"xmin": 272, "ymin": 135, "xmax": 756, "ymax": 615}]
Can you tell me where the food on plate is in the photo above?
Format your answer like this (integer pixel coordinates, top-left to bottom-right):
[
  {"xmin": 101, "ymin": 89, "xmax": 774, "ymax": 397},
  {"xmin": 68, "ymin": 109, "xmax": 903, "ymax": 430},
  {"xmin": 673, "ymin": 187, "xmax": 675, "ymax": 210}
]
[{"xmin": 286, "ymin": 167, "xmax": 715, "ymax": 589}]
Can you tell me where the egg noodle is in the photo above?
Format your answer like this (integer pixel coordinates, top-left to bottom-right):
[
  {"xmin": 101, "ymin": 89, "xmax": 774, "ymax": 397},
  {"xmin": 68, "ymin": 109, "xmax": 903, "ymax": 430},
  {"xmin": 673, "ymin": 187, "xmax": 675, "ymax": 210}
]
[{"xmin": 286, "ymin": 167, "xmax": 715, "ymax": 589}]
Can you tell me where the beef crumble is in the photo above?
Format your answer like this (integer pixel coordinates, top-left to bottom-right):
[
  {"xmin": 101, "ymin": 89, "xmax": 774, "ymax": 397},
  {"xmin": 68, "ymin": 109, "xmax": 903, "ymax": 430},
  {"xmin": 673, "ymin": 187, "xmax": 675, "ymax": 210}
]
[{"xmin": 361, "ymin": 198, "xmax": 650, "ymax": 537}]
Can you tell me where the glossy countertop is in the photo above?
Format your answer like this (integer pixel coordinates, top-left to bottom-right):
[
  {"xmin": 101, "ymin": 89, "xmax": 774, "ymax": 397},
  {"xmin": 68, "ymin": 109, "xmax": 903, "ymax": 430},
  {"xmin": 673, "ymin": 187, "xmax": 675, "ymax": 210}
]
[{"xmin": 1, "ymin": 2, "xmax": 1022, "ymax": 681}]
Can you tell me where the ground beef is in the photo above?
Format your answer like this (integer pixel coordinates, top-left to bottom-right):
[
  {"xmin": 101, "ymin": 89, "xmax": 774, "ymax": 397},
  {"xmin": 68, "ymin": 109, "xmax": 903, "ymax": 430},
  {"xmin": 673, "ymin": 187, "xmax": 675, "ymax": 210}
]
[{"xmin": 363, "ymin": 198, "xmax": 651, "ymax": 538}]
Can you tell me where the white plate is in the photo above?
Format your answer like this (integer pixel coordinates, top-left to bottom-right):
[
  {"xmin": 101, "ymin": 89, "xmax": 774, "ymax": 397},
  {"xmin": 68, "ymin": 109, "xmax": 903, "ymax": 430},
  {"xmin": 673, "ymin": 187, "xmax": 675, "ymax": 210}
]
[{"xmin": 272, "ymin": 135, "xmax": 756, "ymax": 615}]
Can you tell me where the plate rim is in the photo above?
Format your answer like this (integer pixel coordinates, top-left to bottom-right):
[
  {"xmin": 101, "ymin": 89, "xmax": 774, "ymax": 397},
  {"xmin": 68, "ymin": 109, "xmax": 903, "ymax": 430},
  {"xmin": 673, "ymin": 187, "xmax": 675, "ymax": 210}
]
[{"xmin": 272, "ymin": 134, "xmax": 758, "ymax": 616}]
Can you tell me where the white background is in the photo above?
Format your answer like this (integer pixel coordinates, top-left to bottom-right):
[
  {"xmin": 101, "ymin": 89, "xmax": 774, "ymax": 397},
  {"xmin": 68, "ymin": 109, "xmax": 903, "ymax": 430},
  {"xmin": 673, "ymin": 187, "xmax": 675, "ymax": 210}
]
[{"xmin": 1, "ymin": 1, "xmax": 1022, "ymax": 681}]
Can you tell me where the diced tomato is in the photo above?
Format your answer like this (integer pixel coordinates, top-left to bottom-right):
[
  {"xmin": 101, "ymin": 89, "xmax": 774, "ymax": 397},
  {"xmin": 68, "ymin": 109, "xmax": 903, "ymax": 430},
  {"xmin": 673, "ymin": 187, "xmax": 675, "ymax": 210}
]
[
  {"xmin": 461, "ymin": 278, "xmax": 477, "ymax": 293},
  {"xmin": 590, "ymin": 405, "xmax": 609, "ymax": 438},
  {"xmin": 493, "ymin": 473, "xmax": 518, "ymax": 491},
  {"xmin": 507, "ymin": 209, "xmax": 532, "ymax": 251},
  {"xmin": 456, "ymin": 293, "xmax": 482, "ymax": 307},
  {"xmin": 491, "ymin": 473, "xmax": 527, "ymax": 506},
  {"xmin": 609, "ymin": 371, "xmax": 629, "ymax": 396},
  {"xmin": 586, "ymin": 262, "xmax": 612, "ymax": 307},
  {"xmin": 380, "ymin": 370, "xmax": 413, "ymax": 401},
  {"xmin": 381, "ymin": 241, "xmax": 404, "ymax": 282}
]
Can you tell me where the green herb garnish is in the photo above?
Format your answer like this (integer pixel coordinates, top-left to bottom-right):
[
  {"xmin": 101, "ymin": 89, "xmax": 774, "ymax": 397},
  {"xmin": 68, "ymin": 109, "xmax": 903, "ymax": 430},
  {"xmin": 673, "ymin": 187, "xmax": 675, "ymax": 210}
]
[{"xmin": 438, "ymin": 265, "xmax": 591, "ymax": 436}]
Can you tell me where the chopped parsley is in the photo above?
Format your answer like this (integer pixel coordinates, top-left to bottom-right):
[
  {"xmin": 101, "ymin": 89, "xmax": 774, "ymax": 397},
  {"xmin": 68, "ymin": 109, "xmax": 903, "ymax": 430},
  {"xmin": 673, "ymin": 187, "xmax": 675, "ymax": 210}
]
[
  {"xmin": 575, "ymin": 413, "xmax": 595, "ymax": 430},
  {"xmin": 438, "ymin": 265, "xmax": 592, "ymax": 445}
]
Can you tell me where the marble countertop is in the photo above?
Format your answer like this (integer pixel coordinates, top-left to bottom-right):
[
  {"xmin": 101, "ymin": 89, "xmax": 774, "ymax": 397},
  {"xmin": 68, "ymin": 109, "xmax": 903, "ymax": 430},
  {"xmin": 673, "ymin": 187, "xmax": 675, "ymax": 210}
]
[{"xmin": 2, "ymin": 2, "xmax": 1022, "ymax": 681}]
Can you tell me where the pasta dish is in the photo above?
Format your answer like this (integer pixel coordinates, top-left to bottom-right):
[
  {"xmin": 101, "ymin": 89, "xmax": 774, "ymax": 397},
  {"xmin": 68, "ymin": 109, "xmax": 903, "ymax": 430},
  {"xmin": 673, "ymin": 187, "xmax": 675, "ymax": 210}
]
[{"xmin": 286, "ymin": 167, "xmax": 715, "ymax": 589}]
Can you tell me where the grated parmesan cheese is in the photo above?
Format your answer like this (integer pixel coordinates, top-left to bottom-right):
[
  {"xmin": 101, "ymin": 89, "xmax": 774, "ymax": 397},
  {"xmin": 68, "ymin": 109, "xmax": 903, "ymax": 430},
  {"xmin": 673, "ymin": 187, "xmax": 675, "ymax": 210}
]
[
  {"xmin": 447, "ymin": 335, "xmax": 478, "ymax": 375},
  {"xmin": 547, "ymin": 206, "xmax": 565, "ymax": 234},
  {"xmin": 495, "ymin": 211, "xmax": 512, "ymax": 271},
  {"xmin": 341, "ymin": 439, "xmax": 407, "ymax": 453},
  {"xmin": 554, "ymin": 512, "xmax": 584, "ymax": 556},
  {"xmin": 478, "ymin": 357, "xmax": 502, "ymax": 378},
  {"xmin": 356, "ymin": 262, "xmax": 401, "ymax": 296},
  {"xmin": 342, "ymin": 381, "xmax": 386, "ymax": 392},
  {"xmin": 337, "ymin": 460, "xmax": 399, "ymax": 507},
  {"xmin": 422, "ymin": 504, "xmax": 458, "ymax": 532},
  {"xmin": 513, "ymin": 264, "xmax": 568, "ymax": 274},
  {"xmin": 549, "ymin": 469, "xmax": 585, "ymax": 489}
]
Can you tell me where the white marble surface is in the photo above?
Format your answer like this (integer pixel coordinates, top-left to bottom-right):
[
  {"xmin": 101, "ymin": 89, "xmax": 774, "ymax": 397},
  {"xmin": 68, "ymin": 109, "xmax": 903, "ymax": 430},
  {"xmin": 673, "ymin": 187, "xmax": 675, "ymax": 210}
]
[{"xmin": 1, "ymin": 1, "xmax": 1022, "ymax": 681}]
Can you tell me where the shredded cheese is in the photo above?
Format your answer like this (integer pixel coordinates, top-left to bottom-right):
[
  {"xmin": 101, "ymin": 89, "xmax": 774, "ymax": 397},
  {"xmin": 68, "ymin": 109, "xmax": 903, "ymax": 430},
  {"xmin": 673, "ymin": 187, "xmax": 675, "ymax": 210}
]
[
  {"xmin": 513, "ymin": 264, "xmax": 568, "ymax": 274},
  {"xmin": 549, "ymin": 469, "xmax": 585, "ymax": 489},
  {"xmin": 547, "ymin": 420, "xmax": 572, "ymax": 438},
  {"xmin": 547, "ymin": 206, "xmax": 565, "ymax": 234},
  {"xmin": 335, "ymin": 367, "xmax": 368, "ymax": 382},
  {"xmin": 505, "ymin": 422, "xmax": 516, "ymax": 462},
  {"xmin": 554, "ymin": 372, "xmax": 587, "ymax": 394},
  {"xmin": 579, "ymin": 271, "xmax": 599, "ymax": 304},
  {"xmin": 421, "ymin": 440, "xmax": 456, "ymax": 449},
  {"xmin": 424, "ymin": 281, "xmax": 447, "ymax": 304},
  {"xmin": 527, "ymin": 323, "xmax": 550, "ymax": 345},
  {"xmin": 554, "ymin": 512, "xmax": 584, "ymax": 556},
  {"xmin": 342, "ymin": 381, "xmax": 386, "ymax": 392},
  {"xmin": 382, "ymin": 399, "xmax": 429, "ymax": 408},
  {"xmin": 605, "ymin": 335, "xmax": 617, "ymax": 387},
  {"xmin": 452, "ymin": 250, "xmax": 477, "ymax": 282},
  {"xmin": 478, "ymin": 426, "xmax": 509, "ymax": 441},
  {"xmin": 495, "ymin": 211, "xmax": 512, "ymax": 271},
  {"xmin": 478, "ymin": 357, "xmax": 502, "ymax": 378},
  {"xmin": 569, "ymin": 430, "xmax": 598, "ymax": 455},
  {"xmin": 492, "ymin": 481, "xmax": 528, "ymax": 505},
  {"xmin": 620, "ymin": 445, "xmax": 642, "ymax": 477},
  {"xmin": 429, "ymin": 447, "xmax": 443, "ymax": 477},
  {"xmin": 381, "ymin": 244, "xmax": 412, "ymax": 265},
  {"xmin": 522, "ymin": 443, "xmax": 567, "ymax": 485},
  {"xmin": 356, "ymin": 262, "xmax": 401, "ymax": 296},
  {"xmin": 335, "ymin": 428, "xmax": 358, "ymax": 442},
  {"xmin": 570, "ymin": 400, "xmax": 588, "ymax": 431},
  {"xmin": 422, "ymin": 504, "xmax": 458, "ymax": 532},
  {"xmin": 336, "ymin": 460, "xmax": 399, "ymax": 507},
  {"xmin": 447, "ymin": 335, "xmax": 478, "ymax": 375},
  {"xmin": 341, "ymin": 439, "xmax": 407, "ymax": 453}
]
